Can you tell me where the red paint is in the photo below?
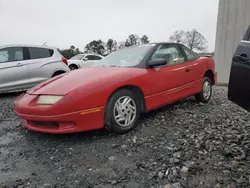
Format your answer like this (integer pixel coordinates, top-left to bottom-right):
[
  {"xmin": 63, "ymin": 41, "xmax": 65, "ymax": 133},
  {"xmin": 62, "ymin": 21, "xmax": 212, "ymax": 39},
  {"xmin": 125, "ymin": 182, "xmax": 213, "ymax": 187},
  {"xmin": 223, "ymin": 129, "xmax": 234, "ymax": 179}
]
[{"xmin": 14, "ymin": 56, "xmax": 216, "ymax": 134}]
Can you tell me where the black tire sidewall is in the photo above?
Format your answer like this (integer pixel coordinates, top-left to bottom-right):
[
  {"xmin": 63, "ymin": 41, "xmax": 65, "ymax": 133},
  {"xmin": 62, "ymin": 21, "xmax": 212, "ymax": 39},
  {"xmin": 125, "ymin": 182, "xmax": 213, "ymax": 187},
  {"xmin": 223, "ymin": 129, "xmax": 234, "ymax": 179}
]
[
  {"xmin": 105, "ymin": 89, "xmax": 140, "ymax": 133},
  {"xmin": 69, "ymin": 65, "xmax": 78, "ymax": 70}
]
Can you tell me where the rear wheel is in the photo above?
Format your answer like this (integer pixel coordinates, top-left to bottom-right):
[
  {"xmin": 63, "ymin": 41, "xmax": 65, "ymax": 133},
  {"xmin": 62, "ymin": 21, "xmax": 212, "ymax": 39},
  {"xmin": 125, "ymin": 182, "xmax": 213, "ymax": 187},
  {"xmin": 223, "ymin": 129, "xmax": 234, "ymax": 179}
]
[
  {"xmin": 195, "ymin": 77, "xmax": 212, "ymax": 103},
  {"xmin": 104, "ymin": 89, "xmax": 140, "ymax": 134},
  {"xmin": 69, "ymin": 64, "xmax": 79, "ymax": 70},
  {"xmin": 52, "ymin": 71, "xmax": 65, "ymax": 77}
]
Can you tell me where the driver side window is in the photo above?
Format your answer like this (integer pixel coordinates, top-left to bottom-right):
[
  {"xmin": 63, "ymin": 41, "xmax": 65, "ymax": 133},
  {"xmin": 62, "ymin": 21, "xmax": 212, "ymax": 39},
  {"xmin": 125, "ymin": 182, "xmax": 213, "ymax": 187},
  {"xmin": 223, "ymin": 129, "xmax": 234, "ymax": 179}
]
[
  {"xmin": 151, "ymin": 44, "xmax": 185, "ymax": 66},
  {"xmin": 85, "ymin": 55, "xmax": 101, "ymax": 60},
  {"xmin": 0, "ymin": 47, "xmax": 24, "ymax": 63}
]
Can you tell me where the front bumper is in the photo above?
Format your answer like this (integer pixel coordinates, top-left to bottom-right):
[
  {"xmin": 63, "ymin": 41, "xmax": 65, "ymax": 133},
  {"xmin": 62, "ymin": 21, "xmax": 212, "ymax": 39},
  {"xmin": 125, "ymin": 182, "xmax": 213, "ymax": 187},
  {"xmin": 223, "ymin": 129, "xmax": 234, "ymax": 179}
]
[
  {"xmin": 14, "ymin": 93, "xmax": 105, "ymax": 134},
  {"xmin": 15, "ymin": 107, "xmax": 105, "ymax": 134}
]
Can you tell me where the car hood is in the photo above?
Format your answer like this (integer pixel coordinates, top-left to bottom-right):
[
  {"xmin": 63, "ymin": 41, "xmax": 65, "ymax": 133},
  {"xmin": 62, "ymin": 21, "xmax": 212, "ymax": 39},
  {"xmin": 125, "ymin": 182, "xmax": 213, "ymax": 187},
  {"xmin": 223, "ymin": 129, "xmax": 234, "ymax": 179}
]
[{"xmin": 27, "ymin": 67, "xmax": 132, "ymax": 95}]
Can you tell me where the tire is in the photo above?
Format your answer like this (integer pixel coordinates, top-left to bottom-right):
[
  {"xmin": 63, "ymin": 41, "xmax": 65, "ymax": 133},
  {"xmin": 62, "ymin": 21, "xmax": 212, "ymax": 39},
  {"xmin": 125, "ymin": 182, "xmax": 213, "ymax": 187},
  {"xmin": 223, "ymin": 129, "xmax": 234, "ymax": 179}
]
[
  {"xmin": 104, "ymin": 89, "xmax": 141, "ymax": 134},
  {"xmin": 195, "ymin": 77, "xmax": 212, "ymax": 103},
  {"xmin": 69, "ymin": 64, "xmax": 79, "ymax": 70},
  {"xmin": 52, "ymin": 71, "xmax": 65, "ymax": 77}
]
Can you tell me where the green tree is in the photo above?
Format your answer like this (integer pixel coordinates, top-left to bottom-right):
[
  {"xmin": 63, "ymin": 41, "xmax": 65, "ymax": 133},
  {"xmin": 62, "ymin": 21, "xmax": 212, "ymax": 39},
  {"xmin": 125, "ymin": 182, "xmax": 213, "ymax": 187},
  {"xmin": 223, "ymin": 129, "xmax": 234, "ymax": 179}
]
[
  {"xmin": 84, "ymin": 40, "xmax": 105, "ymax": 55},
  {"xmin": 59, "ymin": 45, "xmax": 82, "ymax": 59},
  {"xmin": 125, "ymin": 34, "xmax": 141, "ymax": 47},
  {"xmin": 141, "ymin": 35, "xmax": 150, "ymax": 44},
  {"xmin": 106, "ymin": 39, "xmax": 117, "ymax": 54}
]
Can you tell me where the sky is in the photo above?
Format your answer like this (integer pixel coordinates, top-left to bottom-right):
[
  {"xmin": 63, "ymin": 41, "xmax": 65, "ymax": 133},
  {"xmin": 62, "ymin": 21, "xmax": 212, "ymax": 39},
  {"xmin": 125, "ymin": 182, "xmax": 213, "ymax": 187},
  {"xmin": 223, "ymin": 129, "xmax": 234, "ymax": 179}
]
[{"xmin": 0, "ymin": 0, "xmax": 219, "ymax": 52}]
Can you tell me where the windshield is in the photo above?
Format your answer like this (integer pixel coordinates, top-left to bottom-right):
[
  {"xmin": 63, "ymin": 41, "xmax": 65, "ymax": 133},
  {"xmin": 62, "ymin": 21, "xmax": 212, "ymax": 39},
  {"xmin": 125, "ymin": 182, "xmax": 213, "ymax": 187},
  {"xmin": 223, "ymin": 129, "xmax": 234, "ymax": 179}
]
[
  {"xmin": 93, "ymin": 44, "xmax": 155, "ymax": 67},
  {"xmin": 70, "ymin": 54, "xmax": 85, "ymax": 60}
]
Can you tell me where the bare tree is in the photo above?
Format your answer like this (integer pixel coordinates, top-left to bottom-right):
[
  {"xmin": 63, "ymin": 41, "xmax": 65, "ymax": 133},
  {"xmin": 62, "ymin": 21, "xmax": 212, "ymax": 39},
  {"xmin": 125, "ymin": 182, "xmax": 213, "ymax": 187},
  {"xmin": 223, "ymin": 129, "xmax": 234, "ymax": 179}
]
[
  {"xmin": 184, "ymin": 29, "xmax": 207, "ymax": 51},
  {"xmin": 169, "ymin": 29, "xmax": 208, "ymax": 52},
  {"xmin": 169, "ymin": 30, "xmax": 185, "ymax": 43}
]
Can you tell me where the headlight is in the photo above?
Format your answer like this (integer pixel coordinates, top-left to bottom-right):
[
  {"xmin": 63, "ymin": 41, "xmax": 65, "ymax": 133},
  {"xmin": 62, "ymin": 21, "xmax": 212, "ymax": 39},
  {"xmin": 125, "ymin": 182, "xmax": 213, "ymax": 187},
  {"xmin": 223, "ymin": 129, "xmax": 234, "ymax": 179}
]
[{"xmin": 37, "ymin": 95, "xmax": 63, "ymax": 105}]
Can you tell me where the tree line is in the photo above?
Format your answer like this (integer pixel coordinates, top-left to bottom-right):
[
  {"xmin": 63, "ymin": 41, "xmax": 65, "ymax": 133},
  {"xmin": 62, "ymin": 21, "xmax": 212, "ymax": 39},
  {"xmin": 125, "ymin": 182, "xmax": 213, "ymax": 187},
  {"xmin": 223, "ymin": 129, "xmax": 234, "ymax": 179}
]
[{"xmin": 60, "ymin": 29, "xmax": 208, "ymax": 59}]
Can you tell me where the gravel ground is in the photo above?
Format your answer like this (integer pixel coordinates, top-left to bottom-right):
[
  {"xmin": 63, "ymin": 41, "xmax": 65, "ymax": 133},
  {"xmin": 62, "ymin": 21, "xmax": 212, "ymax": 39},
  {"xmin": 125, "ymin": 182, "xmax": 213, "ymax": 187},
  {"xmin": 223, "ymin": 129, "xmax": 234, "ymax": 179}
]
[{"xmin": 0, "ymin": 87, "xmax": 250, "ymax": 188}]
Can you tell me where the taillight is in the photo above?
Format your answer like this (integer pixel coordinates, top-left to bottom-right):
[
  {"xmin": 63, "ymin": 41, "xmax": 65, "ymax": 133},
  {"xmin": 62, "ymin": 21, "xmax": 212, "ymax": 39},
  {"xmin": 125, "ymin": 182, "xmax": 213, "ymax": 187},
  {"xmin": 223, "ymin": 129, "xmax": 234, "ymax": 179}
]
[{"xmin": 61, "ymin": 57, "xmax": 68, "ymax": 65}]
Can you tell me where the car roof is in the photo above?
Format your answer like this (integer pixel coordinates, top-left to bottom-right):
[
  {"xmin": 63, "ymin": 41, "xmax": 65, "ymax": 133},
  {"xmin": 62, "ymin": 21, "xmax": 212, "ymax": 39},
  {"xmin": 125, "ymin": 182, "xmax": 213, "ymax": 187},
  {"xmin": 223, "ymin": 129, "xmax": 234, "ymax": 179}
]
[
  {"xmin": 146, "ymin": 42, "xmax": 180, "ymax": 45},
  {"xmin": 0, "ymin": 44, "xmax": 58, "ymax": 50}
]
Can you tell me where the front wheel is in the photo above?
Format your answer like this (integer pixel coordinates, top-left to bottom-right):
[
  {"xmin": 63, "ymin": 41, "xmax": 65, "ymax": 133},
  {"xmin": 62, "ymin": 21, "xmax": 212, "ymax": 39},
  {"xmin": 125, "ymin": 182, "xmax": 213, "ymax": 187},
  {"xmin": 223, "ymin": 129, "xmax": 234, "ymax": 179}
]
[
  {"xmin": 69, "ymin": 64, "xmax": 79, "ymax": 70},
  {"xmin": 104, "ymin": 89, "xmax": 140, "ymax": 134},
  {"xmin": 195, "ymin": 77, "xmax": 212, "ymax": 103}
]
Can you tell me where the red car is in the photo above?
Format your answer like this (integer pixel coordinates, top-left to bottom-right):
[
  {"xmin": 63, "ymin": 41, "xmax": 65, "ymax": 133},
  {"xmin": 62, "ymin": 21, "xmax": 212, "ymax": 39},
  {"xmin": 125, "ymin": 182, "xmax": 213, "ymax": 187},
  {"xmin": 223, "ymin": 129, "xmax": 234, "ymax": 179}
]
[{"xmin": 14, "ymin": 43, "xmax": 217, "ymax": 134}]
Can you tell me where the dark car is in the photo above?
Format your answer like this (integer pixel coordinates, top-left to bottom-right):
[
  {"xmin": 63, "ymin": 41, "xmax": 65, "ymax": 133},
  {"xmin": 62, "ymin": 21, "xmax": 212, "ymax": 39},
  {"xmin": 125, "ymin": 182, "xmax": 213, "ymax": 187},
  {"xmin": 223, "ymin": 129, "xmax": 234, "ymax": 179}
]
[{"xmin": 228, "ymin": 25, "xmax": 250, "ymax": 111}]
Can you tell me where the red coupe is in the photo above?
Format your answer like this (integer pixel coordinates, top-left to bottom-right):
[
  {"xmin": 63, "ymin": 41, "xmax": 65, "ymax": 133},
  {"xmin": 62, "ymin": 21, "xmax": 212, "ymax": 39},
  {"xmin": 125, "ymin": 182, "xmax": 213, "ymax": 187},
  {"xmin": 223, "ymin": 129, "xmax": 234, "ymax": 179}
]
[{"xmin": 14, "ymin": 43, "xmax": 217, "ymax": 134}]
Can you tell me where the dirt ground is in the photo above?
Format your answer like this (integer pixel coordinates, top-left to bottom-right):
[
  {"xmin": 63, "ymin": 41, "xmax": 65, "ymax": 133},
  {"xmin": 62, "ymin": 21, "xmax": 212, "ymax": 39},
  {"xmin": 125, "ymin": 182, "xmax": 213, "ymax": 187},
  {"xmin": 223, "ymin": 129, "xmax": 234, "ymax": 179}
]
[{"xmin": 1, "ymin": 87, "xmax": 250, "ymax": 188}]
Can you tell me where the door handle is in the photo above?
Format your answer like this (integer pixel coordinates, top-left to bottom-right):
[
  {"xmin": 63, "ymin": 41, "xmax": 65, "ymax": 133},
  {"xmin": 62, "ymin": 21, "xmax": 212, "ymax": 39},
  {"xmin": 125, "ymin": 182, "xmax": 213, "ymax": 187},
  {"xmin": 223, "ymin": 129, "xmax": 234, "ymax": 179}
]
[
  {"xmin": 235, "ymin": 54, "xmax": 249, "ymax": 62},
  {"xmin": 186, "ymin": 68, "xmax": 190, "ymax": 72},
  {"xmin": 16, "ymin": 63, "xmax": 23, "ymax": 66}
]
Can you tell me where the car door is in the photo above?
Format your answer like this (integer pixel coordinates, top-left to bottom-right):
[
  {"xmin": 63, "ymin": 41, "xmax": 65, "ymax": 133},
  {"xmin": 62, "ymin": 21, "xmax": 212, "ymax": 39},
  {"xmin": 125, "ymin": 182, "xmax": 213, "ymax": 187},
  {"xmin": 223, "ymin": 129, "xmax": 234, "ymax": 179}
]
[
  {"xmin": 27, "ymin": 47, "xmax": 54, "ymax": 86},
  {"xmin": 146, "ymin": 44, "xmax": 190, "ymax": 108},
  {"xmin": 83, "ymin": 55, "xmax": 102, "ymax": 66},
  {"xmin": 180, "ymin": 44, "xmax": 201, "ymax": 83},
  {"xmin": 0, "ymin": 47, "xmax": 30, "ymax": 92},
  {"xmin": 228, "ymin": 25, "xmax": 250, "ymax": 111},
  {"xmin": 85, "ymin": 55, "xmax": 101, "ymax": 61}
]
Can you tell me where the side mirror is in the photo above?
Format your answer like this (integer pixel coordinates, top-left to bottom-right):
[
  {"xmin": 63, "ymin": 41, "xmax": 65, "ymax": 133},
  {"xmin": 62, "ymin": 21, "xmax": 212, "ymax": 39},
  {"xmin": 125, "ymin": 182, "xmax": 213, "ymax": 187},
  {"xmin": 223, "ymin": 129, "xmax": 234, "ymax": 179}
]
[
  {"xmin": 148, "ymin": 59, "xmax": 168, "ymax": 68},
  {"xmin": 82, "ymin": 57, "xmax": 88, "ymax": 61}
]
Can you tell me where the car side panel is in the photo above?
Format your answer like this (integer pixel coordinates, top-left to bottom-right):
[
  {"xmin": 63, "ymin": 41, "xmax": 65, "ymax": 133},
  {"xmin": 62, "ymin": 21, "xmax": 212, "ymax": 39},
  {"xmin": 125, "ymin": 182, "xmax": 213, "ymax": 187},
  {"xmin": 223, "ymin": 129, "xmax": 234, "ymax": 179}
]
[
  {"xmin": 28, "ymin": 50, "xmax": 70, "ymax": 87},
  {"xmin": 28, "ymin": 59, "xmax": 69, "ymax": 86},
  {"xmin": 67, "ymin": 65, "xmax": 200, "ymax": 113},
  {"xmin": 79, "ymin": 60, "xmax": 99, "ymax": 68},
  {"xmin": 0, "ymin": 60, "xmax": 30, "ymax": 92},
  {"xmin": 143, "ymin": 64, "xmax": 191, "ymax": 110},
  {"xmin": 186, "ymin": 58, "xmax": 202, "ymax": 83},
  {"xmin": 188, "ymin": 57, "xmax": 217, "ymax": 92},
  {"xmin": 67, "ymin": 70, "xmax": 147, "ymax": 111},
  {"xmin": 228, "ymin": 40, "xmax": 250, "ymax": 111}
]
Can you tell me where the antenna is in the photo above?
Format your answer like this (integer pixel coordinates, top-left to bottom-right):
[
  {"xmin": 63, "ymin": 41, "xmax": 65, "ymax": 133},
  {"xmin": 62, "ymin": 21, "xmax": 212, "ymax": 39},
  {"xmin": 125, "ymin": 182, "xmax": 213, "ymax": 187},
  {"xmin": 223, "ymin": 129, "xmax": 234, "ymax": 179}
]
[{"xmin": 42, "ymin": 41, "xmax": 47, "ymax": 46}]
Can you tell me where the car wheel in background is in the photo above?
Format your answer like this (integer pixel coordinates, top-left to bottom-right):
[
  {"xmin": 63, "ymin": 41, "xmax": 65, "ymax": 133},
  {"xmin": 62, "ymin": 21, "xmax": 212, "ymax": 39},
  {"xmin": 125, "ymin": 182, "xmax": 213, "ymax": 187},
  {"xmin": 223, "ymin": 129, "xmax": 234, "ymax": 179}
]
[
  {"xmin": 52, "ymin": 71, "xmax": 65, "ymax": 77},
  {"xmin": 104, "ymin": 89, "xmax": 140, "ymax": 134},
  {"xmin": 195, "ymin": 77, "xmax": 212, "ymax": 103},
  {"xmin": 69, "ymin": 64, "xmax": 79, "ymax": 70}
]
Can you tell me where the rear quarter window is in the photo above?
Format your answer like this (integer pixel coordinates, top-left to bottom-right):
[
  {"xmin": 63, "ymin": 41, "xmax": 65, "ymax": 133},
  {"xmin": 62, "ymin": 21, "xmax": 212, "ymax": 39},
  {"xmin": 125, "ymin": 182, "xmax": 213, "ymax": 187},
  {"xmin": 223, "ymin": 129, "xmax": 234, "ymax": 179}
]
[
  {"xmin": 181, "ymin": 45, "xmax": 199, "ymax": 61},
  {"xmin": 243, "ymin": 25, "xmax": 250, "ymax": 41},
  {"xmin": 29, "ymin": 47, "xmax": 54, "ymax": 59}
]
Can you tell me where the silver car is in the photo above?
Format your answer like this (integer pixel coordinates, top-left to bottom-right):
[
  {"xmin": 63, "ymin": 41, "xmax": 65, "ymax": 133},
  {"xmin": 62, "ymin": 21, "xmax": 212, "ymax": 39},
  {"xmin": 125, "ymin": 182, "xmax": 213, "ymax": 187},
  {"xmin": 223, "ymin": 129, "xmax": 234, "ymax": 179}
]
[{"xmin": 0, "ymin": 44, "xmax": 70, "ymax": 93}]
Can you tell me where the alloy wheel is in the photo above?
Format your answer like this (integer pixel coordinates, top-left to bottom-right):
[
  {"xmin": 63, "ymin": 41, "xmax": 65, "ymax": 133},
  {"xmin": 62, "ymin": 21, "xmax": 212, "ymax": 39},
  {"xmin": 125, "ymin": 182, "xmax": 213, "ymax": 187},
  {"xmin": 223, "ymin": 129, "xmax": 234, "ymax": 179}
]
[{"xmin": 113, "ymin": 96, "xmax": 137, "ymax": 127}]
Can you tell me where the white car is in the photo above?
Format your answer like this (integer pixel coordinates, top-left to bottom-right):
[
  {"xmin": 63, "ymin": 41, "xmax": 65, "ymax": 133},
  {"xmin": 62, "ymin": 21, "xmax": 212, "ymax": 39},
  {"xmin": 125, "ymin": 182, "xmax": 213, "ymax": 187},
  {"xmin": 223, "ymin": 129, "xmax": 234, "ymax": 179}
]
[
  {"xmin": 0, "ymin": 44, "xmax": 70, "ymax": 93},
  {"xmin": 68, "ymin": 54, "xmax": 103, "ymax": 70}
]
